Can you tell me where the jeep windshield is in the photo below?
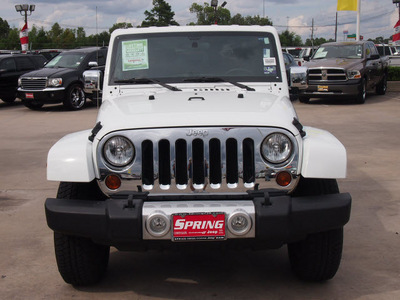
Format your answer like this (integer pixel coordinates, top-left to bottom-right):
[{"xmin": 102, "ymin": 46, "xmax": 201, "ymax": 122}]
[
  {"xmin": 109, "ymin": 31, "xmax": 282, "ymax": 85},
  {"xmin": 45, "ymin": 52, "xmax": 87, "ymax": 69},
  {"xmin": 313, "ymin": 44, "xmax": 363, "ymax": 59}
]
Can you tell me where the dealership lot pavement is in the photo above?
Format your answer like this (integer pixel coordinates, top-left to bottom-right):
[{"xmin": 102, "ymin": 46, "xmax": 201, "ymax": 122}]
[{"xmin": 0, "ymin": 94, "xmax": 399, "ymax": 299}]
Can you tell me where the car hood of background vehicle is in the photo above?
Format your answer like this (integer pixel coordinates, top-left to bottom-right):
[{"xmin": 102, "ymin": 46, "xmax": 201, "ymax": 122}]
[
  {"xmin": 21, "ymin": 67, "xmax": 77, "ymax": 78},
  {"xmin": 94, "ymin": 89, "xmax": 300, "ymax": 140},
  {"xmin": 306, "ymin": 58, "xmax": 362, "ymax": 69}
]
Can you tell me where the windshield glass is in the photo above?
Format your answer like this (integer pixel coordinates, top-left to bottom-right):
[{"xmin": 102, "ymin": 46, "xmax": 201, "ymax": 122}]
[
  {"xmin": 313, "ymin": 44, "xmax": 363, "ymax": 59},
  {"xmin": 45, "ymin": 52, "xmax": 87, "ymax": 69},
  {"xmin": 110, "ymin": 31, "xmax": 282, "ymax": 84}
]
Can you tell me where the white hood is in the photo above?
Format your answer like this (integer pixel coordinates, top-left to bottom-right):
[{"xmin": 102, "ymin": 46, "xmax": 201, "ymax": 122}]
[{"xmin": 95, "ymin": 88, "xmax": 299, "ymax": 140}]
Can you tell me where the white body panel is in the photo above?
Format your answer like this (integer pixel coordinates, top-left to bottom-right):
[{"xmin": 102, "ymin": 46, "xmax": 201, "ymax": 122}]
[
  {"xmin": 301, "ymin": 126, "xmax": 347, "ymax": 178},
  {"xmin": 47, "ymin": 130, "xmax": 95, "ymax": 182}
]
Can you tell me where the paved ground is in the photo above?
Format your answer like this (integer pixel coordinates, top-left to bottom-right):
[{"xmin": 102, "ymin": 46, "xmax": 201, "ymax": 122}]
[{"xmin": 0, "ymin": 94, "xmax": 399, "ymax": 300}]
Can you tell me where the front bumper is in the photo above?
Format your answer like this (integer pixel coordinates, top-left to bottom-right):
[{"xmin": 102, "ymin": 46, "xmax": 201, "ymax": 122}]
[
  {"xmin": 299, "ymin": 80, "xmax": 361, "ymax": 98},
  {"xmin": 45, "ymin": 191, "xmax": 351, "ymax": 250},
  {"xmin": 17, "ymin": 87, "xmax": 65, "ymax": 104}
]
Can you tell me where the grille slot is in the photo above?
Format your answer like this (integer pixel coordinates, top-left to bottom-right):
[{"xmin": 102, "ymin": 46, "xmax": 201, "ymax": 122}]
[
  {"xmin": 21, "ymin": 78, "xmax": 47, "ymax": 90},
  {"xmin": 141, "ymin": 140, "xmax": 154, "ymax": 186},
  {"xmin": 308, "ymin": 68, "xmax": 347, "ymax": 81}
]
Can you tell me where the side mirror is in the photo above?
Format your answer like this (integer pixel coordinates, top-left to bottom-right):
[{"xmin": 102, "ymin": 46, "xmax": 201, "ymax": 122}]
[
  {"xmin": 88, "ymin": 61, "xmax": 99, "ymax": 68},
  {"xmin": 303, "ymin": 56, "xmax": 310, "ymax": 62},
  {"xmin": 83, "ymin": 70, "xmax": 102, "ymax": 94},
  {"xmin": 289, "ymin": 66, "xmax": 308, "ymax": 90}
]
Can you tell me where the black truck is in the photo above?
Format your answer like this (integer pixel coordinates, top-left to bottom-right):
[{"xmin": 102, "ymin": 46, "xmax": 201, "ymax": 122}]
[{"xmin": 18, "ymin": 47, "xmax": 107, "ymax": 110}]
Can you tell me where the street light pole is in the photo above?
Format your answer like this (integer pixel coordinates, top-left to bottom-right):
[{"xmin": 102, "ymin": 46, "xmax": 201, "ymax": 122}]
[
  {"xmin": 210, "ymin": 0, "xmax": 227, "ymax": 24},
  {"xmin": 15, "ymin": 4, "xmax": 35, "ymax": 52}
]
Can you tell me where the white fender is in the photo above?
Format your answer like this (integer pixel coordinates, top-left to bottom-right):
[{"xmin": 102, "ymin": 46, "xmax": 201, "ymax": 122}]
[
  {"xmin": 47, "ymin": 130, "xmax": 95, "ymax": 182},
  {"xmin": 301, "ymin": 126, "xmax": 347, "ymax": 179}
]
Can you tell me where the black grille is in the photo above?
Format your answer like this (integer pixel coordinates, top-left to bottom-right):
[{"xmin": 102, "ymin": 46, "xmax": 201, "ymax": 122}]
[
  {"xmin": 140, "ymin": 138, "xmax": 255, "ymax": 188},
  {"xmin": 308, "ymin": 68, "xmax": 347, "ymax": 81},
  {"xmin": 20, "ymin": 78, "xmax": 47, "ymax": 90}
]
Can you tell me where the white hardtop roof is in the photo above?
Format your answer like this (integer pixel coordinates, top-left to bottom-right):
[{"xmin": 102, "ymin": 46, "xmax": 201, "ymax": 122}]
[{"xmin": 111, "ymin": 25, "xmax": 278, "ymax": 38}]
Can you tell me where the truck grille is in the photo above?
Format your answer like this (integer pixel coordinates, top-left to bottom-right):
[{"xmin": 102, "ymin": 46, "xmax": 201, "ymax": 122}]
[
  {"xmin": 308, "ymin": 68, "xmax": 347, "ymax": 81},
  {"xmin": 97, "ymin": 127, "xmax": 299, "ymax": 194},
  {"xmin": 20, "ymin": 78, "xmax": 47, "ymax": 90}
]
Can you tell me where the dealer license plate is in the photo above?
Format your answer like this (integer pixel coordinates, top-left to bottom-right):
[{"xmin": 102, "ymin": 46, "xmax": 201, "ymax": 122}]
[
  {"xmin": 172, "ymin": 212, "xmax": 226, "ymax": 241},
  {"xmin": 26, "ymin": 93, "xmax": 34, "ymax": 99},
  {"xmin": 318, "ymin": 85, "xmax": 329, "ymax": 92}
]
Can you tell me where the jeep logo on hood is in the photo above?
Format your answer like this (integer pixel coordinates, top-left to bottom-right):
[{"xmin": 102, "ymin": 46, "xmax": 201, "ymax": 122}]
[{"xmin": 186, "ymin": 129, "xmax": 209, "ymax": 137}]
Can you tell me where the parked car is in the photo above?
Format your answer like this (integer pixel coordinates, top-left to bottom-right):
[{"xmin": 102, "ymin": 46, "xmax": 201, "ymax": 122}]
[
  {"xmin": 296, "ymin": 47, "xmax": 315, "ymax": 66},
  {"xmin": 18, "ymin": 47, "xmax": 107, "ymax": 110},
  {"xmin": 0, "ymin": 54, "xmax": 47, "ymax": 103},
  {"xmin": 300, "ymin": 41, "xmax": 389, "ymax": 104},
  {"xmin": 282, "ymin": 47, "xmax": 302, "ymax": 58},
  {"xmin": 375, "ymin": 44, "xmax": 397, "ymax": 56},
  {"xmin": 283, "ymin": 52, "xmax": 298, "ymax": 100}
]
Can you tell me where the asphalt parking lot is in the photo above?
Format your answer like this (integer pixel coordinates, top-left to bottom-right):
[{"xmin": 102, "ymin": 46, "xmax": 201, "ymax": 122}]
[{"xmin": 0, "ymin": 93, "xmax": 399, "ymax": 299}]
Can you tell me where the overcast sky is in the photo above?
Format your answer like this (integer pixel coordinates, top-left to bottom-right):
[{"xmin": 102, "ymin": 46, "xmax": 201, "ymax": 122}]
[{"xmin": 3, "ymin": 0, "xmax": 399, "ymax": 42}]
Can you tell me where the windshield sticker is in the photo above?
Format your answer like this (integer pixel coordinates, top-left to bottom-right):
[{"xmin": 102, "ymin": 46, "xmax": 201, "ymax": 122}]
[
  {"xmin": 263, "ymin": 49, "xmax": 271, "ymax": 58},
  {"xmin": 122, "ymin": 39, "xmax": 149, "ymax": 71},
  {"xmin": 264, "ymin": 66, "xmax": 277, "ymax": 75},
  {"xmin": 263, "ymin": 57, "xmax": 276, "ymax": 66}
]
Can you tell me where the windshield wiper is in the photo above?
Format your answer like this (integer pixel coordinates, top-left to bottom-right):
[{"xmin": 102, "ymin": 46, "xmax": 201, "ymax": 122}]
[
  {"xmin": 114, "ymin": 78, "xmax": 181, "ymax": 91},
  {"xmin": 183, "ymin": 77, "xmax": 255, "ymax": 91}
]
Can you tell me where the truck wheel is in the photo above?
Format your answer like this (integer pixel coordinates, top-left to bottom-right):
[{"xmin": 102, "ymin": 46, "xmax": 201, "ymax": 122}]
[
  {"xmin": 1, "ymin": 95, "xmax": 16, "ymax": 103},
  {"xmin": 355, "ymin": 78, "xmax": 366, "ymax": 104},
  {"xmin": 298, "ymin": 96, "xmax": 310, "ymax": 103},
  {"xmin": 53, "ymin": 182, "xmax": 109, "ymax": 285},
  {"xmin": 376, "ymin": 73, "xmax": 387, "ymax": 95},
  {"xmin": 63, "ymin": 84, "xmax": 86, "ymax": 110},
  {"xmin": 288, "ymin": 177, "xmax": 344, "ymax": 281}
]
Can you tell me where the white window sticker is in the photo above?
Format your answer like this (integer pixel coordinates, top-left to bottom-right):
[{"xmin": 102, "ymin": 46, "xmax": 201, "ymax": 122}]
[
  {"xmin": 122, "ymin": 39, "xmax": 149, "ymax": 71},
  {"xmin": 263, "ymin": 57, "xmax": 276, "ymax": 66}
]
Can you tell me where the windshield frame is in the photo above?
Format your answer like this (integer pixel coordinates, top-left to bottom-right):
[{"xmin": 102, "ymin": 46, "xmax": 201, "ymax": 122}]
[{"xmin": 109, "ymin": 31, "xmax": 283, "ymax": 85}]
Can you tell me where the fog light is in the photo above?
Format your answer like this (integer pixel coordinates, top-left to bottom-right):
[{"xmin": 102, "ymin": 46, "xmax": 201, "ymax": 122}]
[
  {"xmin": 146, "ymin": 212, "xmax": 170, "ymax": 237},
  {"xmin": 105, "ymin": 174, "xmax": 121, "ymax": 190},
  {"xmin": 276, "ymin": 171, "xmax": 292, "ymax": 187},
  {"xmin": 227, "ymin": 210, "xmax": 251, "ymax": 236}
]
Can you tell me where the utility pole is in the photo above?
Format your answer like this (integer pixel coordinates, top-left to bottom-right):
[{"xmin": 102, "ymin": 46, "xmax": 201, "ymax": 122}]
[
  {"xmin": 311, "ymin": 18, "xmax": 314, "ymax": 51},
  {"xmin": 335, "ymin": 12, "xmax": 338, "ymax": 42},
  {"xmin": 286, "ymin": 16, "xmax": 289, "ymax": 31}
]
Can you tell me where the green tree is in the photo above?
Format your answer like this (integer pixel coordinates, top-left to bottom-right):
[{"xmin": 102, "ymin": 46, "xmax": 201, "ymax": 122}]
[
  {"xmin": 48, "ymin": 23, "xmax": 63, "ymax": 48},
  {"xmin": 109, "ymin": 22, "xmax": 133, "ymax": 34},
  {"xmin": 229, "ymin": 14, "xmax": 272, "ymax": 26},
  {"xmin": 189, "ymin": 2, "xmax": 230, "ymax": 25},
  {"xmin": 141, "ymin": 0, "xmax": 179, "ymax": 27},
  {"xmin": 0, "ymin": 17, "xmax": 10, "ymax": 39},
  {"xmin": 76, "ymin": 27, "xmax": 86, "ymax": 47},
  {"xmin": 279, "ymin": 30, "xmax": 302, "ymax": 47}
]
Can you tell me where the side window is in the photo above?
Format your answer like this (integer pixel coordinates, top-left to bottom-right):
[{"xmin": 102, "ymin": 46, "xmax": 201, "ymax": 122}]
[
  {"xmin": 31, "ymin": 55, "xmax": 46, "ymax": 68},
  {"xmin": 0, "ymin": 58, "xmax": 17, "ymax": 72},
  {"xmin": 283, "ymin": 53, "xmax": 290, "ymax": 66},
  {"xmin": 368, "ymin": 44, "xmax": 379, "ymax": 56},
  {"xmin": 15, "ymin": 57, "xmax": 35, "ymax": 71},
  {"xmin": 97, "ymin": 50, "xmax": 107, "ymax": 66}
]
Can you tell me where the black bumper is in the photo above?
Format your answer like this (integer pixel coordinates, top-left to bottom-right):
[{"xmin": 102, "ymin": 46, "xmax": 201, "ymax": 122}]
[
  {"xmin": 18, "ymin": 89, "xmax": 65, "ymax": 104},
  {"xmin": 300, "ymin": 80, "xmax": 362, "ymax": 98},
  {"xmin": 45, "ymin": 191, "xmax": 351, "ymax": 249}
]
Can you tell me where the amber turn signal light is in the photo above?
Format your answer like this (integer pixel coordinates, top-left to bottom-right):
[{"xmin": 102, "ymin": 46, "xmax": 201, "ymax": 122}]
[
  {"xmin": 105, "ymin": 174, "xmax": 121, "ymax": 190},
  {"xmin": 276, "ymin": 171, "xmax": 292, "ymax": 187}
]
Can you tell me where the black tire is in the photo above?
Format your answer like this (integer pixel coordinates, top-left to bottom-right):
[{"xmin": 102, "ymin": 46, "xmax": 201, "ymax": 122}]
[
  {"xmin": 1, "ymin": 95, "xmax": 16, "ymax": 103},
  {"xmin": 299, "ymin": 96, "xmax": 310, "ymax": 104},
  {"xmin": 63, "ymin": 84, "xmax": 86, "ymax": 110},
  {"xmin": 288, "ymin": 177, "xmax": 344, "ymax": 281},
  {"xmin": 355, "ymin": 77, "xmax": 366, "ymax": 104},
  {"xmin": 53, "ymin": 182, "xmax": 109, "ymax": 286},
  {"xmin": 376, "ymin": 72, "xmax": 387, "ymax": 95},
  {"xmin": 22, "ymin": 100, "xmax": 43, "ymax": 110}
]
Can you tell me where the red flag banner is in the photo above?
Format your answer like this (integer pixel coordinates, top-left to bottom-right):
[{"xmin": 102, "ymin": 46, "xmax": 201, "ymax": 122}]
[
  {"xmin": 20, "ymin": 22, "xmax": 29, "ymax": 52},
  {"xmin": 393, "ymin": 20, "xmax": 400, "ymax": 44}
]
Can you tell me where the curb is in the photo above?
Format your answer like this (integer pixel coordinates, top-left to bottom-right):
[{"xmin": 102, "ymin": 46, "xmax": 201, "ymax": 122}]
[{"xmin": 388, "ymin": 81, "xmax": 400, "ymax": 92}]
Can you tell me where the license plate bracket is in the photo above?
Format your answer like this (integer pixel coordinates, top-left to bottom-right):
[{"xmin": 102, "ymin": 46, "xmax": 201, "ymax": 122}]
[
  {"xmin": 172, "ymin": 212, "xmax": 226, "ymax": 241},
  {"xmin": 25, "ymin": 93, "xmax": 34, "ymax": 99},
  {"xmin": 318, "ymin": 85, "xmax": 329, "ymax": 92}
]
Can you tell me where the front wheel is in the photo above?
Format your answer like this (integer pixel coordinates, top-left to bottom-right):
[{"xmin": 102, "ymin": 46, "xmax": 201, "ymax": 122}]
[
  {"xmin": 355, "ymin": 78, "xmax": 366, "ymax": 104},
  {"xmin": 53, "ymin": 182, "xmax": 109, "ymax": 285},
  {"xmin": 298, "ymin": 96, "xmax": 310, "ymax": 103},
  {"xmin": 376, "ymin": 73, "xmax": 387, "ymax": 95},
  {"xmin": 288, "ymin": 177, "xmax": 344, "ymax": 281},
  {"xmin": 63, "ymin": 84, "xmax": 86, "ymax": 110}
]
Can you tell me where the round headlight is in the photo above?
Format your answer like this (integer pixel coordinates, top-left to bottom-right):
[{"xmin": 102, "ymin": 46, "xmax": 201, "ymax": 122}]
[
  {"xmin": 103, "ymin": 136, "xmax": 135, "ymax": 167},
  {"xmin": 261, "ymin": 133, "xmax": 292, "ymax": 164}
]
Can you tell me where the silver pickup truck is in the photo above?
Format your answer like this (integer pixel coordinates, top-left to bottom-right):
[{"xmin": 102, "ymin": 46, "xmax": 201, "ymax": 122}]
[{"xmin": 299, "ymin": 41, "xmax": 389, "ymax": 104}]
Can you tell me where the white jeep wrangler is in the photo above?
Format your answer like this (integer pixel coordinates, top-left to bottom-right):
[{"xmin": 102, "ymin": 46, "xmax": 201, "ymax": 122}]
[{"xmin": 45, "ymin": 26, "xmax": 351, "ymax": 285}]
